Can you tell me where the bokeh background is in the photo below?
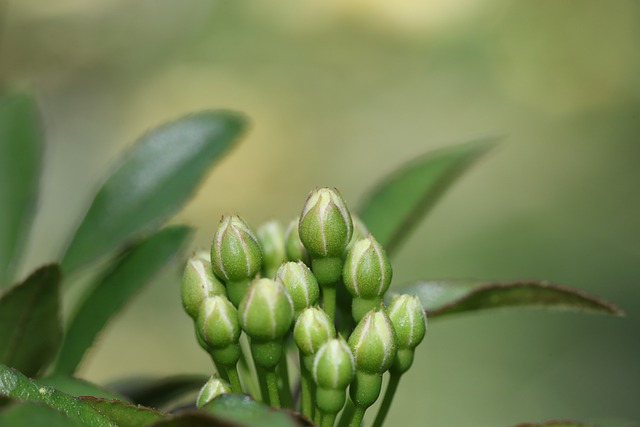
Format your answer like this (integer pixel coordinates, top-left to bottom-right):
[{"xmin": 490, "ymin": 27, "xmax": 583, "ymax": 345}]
[{"xmin": 2, "ymin": 0, "xmax": 639, "ymax": 426}]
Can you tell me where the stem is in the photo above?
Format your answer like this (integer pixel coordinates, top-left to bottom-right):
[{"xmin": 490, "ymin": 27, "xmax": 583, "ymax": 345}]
[
  {"xmin": 239, "ymin": 334, "xmax": 259, "ymax": 397},
  {"xmin": 256, "ymin": 365, "xmax": 270, "ymax": 403},
  {"xmin": 209, "ymin": 355, "xmax": 229, "ymax": 382},
  {"xmin": 265, "ymin": 369, "xmax": 281, "ymax": 407},
  {"xmin": 348, "ymin": 406, "xmax": 366, "ymax": 427},
  {"xmin": 278, "ymin": 351, "xmax": 293, "ymax": 408},
  {"xmin": 337, "ymin": 399, "xmax": 355, "ymax": 427},
  {"xmin": 322, "ymin": 286, "xmax": 337, "ymax": 322},
  {"xmin": 300, "ymin": 351, "xmax": 315, "ymax": 419},
  {"xmin": 371, "ymin": 373, "xmax": 402, "ymax": 427},
  {"xmin": 225, "ymin": 365, "xmax": 244, "ymax": 394},
  {"xmin": 321, "ymin": 412, "xmax": 336, "ymax": 427}
]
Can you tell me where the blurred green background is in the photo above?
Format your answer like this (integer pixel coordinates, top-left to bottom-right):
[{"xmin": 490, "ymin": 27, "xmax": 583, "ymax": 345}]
[{"xmin": 2, "ymin": 0, "xmax": 639, "ymax": 426}]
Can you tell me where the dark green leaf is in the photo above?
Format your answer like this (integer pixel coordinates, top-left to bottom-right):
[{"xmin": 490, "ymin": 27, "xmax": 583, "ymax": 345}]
[
  {"xmin": 61, "ymin": 111, "xmax": 247, "ymax": 274},
  {"xmin": 0, "ymin": 401, "xmax": 84, "ymax": 427},
  {"xmin": 202, "ymin": 394, "xmax": 299, "ymax": 427},
  {"xmin": 0, "ymin": 363, "xmax": 115, "ymax": 426},
  {"xmin": 389, "ymin": 280, "xmax": 624, "ymax": 319},
  {"xmin": 114, "ymin": 375, "xmax": 209, "ymax": 408},
  {"xmin": 0, "ymin": 91, "xmax": 43, "ymax": 286},
  {"xmin": 0, "ymin": 265, "xmax": 62, "ymax": 376},
  {"xmin": 79, "ymin": 397, "xmax": 164, "ymax": 427},
  {"xmin": 54, "ymin": 226, "xmax": 192, "ymax": 375},
  {"xmin": 39, "ymin": 374, "xmax": 128, "ymax": 401},
  {"xmin": 146, "ymin": 411, "xmax": 239, "ymax": 427},
  {"xmin": 358, "ymin": 139, "xmax": 497, "ymax": 257}
]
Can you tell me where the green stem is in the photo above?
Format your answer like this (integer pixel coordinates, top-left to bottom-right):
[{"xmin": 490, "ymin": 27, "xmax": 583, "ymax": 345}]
[
  {"xmin": 225, "ymin": 365, "xmax": 243, "ymax": 394},
  {"xmin": 300, "ymin": 352, "xmax": 315, "ymax": 420},
  {"xmin": 278, "ymin": 351, "xmax": 293, "ymax": 408},
  {"xmin": 209, "ymin": 354, "xmax": 229, "ymax": 382},
  {"xmin": 239, "ymin": 334, "xmax": 259, "ymax": 397},
  {"xmin": 321, "ymin": 412, "xmax": 336, "ymax": 427},
  {"xmin": 337, "ymin": 399, "xmax": 355, "ymax": 427},
  {"xmin": 348, "ymin": 406, "xmax": 366, "ymax": 427},
  {"xmin": 265, "ymin": 369, "xmax": 281, "ymax": 407},
  {"xmin": 371, "ymin": 373, "xmax": 401, "ymax": 427},
  {"xmin": 256, "ymin": 365, "xmax": 270, "ymax": 403},
  {"xmin": 322, "ymin": 286, "xmax": 337, "ymax": 322}
]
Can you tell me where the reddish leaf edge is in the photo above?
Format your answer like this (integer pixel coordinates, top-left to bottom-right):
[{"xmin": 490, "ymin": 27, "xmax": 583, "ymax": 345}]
[{"xmin": 425, "ymin": 280, "xmax": 625, "ymax": 319}]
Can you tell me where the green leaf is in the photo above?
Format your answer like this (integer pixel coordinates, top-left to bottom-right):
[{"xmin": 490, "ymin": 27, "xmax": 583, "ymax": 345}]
[
  {"xmin": 114, "ymin": 375, "xmax": 209, "ymax": 408},
  {"xmin": 61, "ymin": 110, "xmax": 247, "ymax": 274},
  {"xmin": 79, "ymin": 397, "xmax": 164, "ymax": 427},
  {"xmin": 358, "ymin": 139, "xmax": 497, "ymax": 257},
  {"xmin": 39, "ymin": 374, "xmax": 128, "ymax": 401},
  {"xmin": 54, "ymin": 225, "xmax": 192, "ymax": 375},
  {"xmin": 389, "ymin": 280, "xmax": 624, "ymax": 319},
  {"xmin": 0, "ymin": 363, "xmax": 116, "ymax": 426},
  {"xmin": 0, "ymin": 91, "xmax": 43, "ymax": 286},
  {"xmin": 0, "ymin": 265, "xmax": 62, "ymax": 376},
  {"xmin": 202, "ymin": 394, "xmax": 298, "ymax": 427},
  {"xmin": 0, "ymin": 401, "xmax": 84, "ymax": 427},
  {"xmin": 146, "ymin": 412, "xmax": 238, "ymax": 427}
]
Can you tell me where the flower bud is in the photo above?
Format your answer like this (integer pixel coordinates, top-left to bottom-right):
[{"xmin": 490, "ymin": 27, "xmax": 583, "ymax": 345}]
[
  {"xmin": 387, "ymin": 294, "xmax": 427, "ymax": 374},
  {"xmin": 284, "ymin": 217, "xmax": 310, "ymax": 265},
  {"xmin": 239, "ymin": 278, "xmax": 294, "ymax": 342},
  {"xmin": 313, "ymin": 338, "xmax": 355, "ymax": 391},
  {"xmin": 275, "ymin": 262, "xmax": 320, "ymax": 317},
  {"xmin": 299, "ymin": 188, "xmax": 353, "ymax": 259},
  {"xmin": 387, "ymin": 294, "xmax": 427, "ymax": 350},
  {"xmin": 181, "ymin": 251, "xmax": 226, "ymax": 319},
  {"xmin": 210, "ymin": 215, "xmax": 263, "ymax": 283},
  {"xmin": 343, "ymin": 235, "xmax": 392, "ymax": 322},
  {"xmin": 313, "ymin": 338, "xmax": 355, "ymax": 415},
  {"xmin": 294, "ymin": 307, "xmax": 335, "ymax": 361},
  {"xmin": 257, "ymin": 220, "xmax": 287, "ymax": 279},
  {"xmin": 196, "ymin": 376, "xmax": 231, "ymax": 408},
  {"xmin": 348, "ymin": 309, "xmax": 398, "ymax": 375},
  {"xmin": 196, "ymin": 296, "xmax": 241, "ymax": 349},
  {"xmin": 344, "ymin": 215, "xmax": 369, "ymax": 257}
]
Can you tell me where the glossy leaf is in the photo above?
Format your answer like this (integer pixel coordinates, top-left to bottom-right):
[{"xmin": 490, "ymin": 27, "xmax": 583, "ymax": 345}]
[
  {"xmin": 61, "ymin": 110, "xmax": 247, "ymax": 274},
  {"xmin": 0, "ymin": 401, "xmax": 83, "ymax": 427},
  {"xmin": 358, "ymin": 139, "xmax": 497, "ymax": 257},
  {"xmin": 146, "ymin": 412, "xmax": 237, "ymax": 427},
  {"xmin": 202, "ymin": 394, "xmax": 299, "ymax": 427},
  {"xmin": 39, "ymin": 374, "xmax": 128, "ymax": 401},
  {"xmin": 0, "ymin": 91, "xmax": 42, "ymax": 286},
  {"xmin": 54, "ymin": 226, "xmax": 192, "ymax": 375},
  {"xmin": 79, "ymin": 397, "xmax": 164, "ymax": 427},
  {"xmin": 389, "ymin": 280, "xmax": 624, "ymax": 319},
  {"xmin": 0, "ymin": 363, "xmax": 116, "ymax": 426},
  {"xmin": 0, "ymin": 265, "xmax": 62, "ymax": 376},
  {"xmin": 114, "ymin": 375, "xmax": 209, "ymax": 408}
]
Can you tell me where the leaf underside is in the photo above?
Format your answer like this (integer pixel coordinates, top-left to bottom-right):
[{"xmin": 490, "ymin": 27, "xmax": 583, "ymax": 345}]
[
  {"xmin": 389, "ymin": 279, "xmax": 624, "ymax": 319},
  {"xmin": 358, "ymin": 138, "xmax": 498, "ymax": 257},
  {"xmin": 0, "ymin": 265, "xmax": 62, "ymax": 376},
  {"xmin": 61, "ymin": 110, "xmax": 247, "ymax": 274}
]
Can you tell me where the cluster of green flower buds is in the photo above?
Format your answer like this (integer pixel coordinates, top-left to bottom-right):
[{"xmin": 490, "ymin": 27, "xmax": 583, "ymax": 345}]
[{"xmin": 180, "ymin": 188, "xmax": 427, "ymax": 427}]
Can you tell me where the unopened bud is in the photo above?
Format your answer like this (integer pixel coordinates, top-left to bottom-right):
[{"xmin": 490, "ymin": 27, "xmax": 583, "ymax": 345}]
[
  {"xmin": 294, "ymin": 307, "xmax": 335, "ymax": 370},
  {"xmin": 387, "ymin": 294, "xmax": 427, "ymax": 374},
  {"xmin": 196, "ymin": 376, "xmax": 231, "ymax": 408},
  {"xmin": 313, "ymin": 337, "xmax": 354, "ymax": 415},
  {"xmin": 276, "ymin": 262, "xmax": 320, "ymax": 317},
  {"xmin": 284, "ymin": 217, "xmax": 310, "ymax": 265},
  {"xmin": 343, "ymin": 235, "xmax": 392, "ymax": 322},
  {"xmin": 181, "ymin": 251, "xmax": 226, "ymax": 319},
  {"xmin": 348, "ymin": 309, "xmax": 397, "ymax": 375},
  {"xmin": 257, "ymin": 220, "xmax": 287, "ymax": 279}
]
